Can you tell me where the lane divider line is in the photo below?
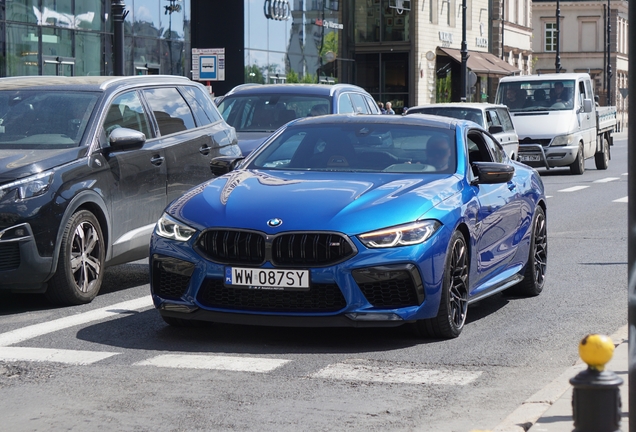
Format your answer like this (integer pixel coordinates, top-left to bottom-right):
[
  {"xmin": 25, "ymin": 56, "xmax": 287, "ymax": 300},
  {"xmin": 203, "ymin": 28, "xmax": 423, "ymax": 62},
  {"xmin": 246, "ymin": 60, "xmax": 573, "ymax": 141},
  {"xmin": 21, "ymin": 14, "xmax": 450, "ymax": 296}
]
[
  {"xmin": 133, "ymin": 354, "xmax": 290, "ymax": 373},
  {"xmin": 558, "ymin": 186, "xmax": 589, "ymax": 193},
  {"xmin": 0, "ymin": 296, "xmax": 154, "ymax": 347},
  {"xmin": 0, "ymin": 346, "xmax": 119, "ymax": 365}
]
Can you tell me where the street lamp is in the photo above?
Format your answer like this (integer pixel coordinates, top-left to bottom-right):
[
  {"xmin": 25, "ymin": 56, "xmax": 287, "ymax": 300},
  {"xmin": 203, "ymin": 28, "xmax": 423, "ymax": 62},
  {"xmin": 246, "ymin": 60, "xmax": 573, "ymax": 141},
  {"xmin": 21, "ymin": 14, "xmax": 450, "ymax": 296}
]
[
  {"xmin": 164, "ymin": 0, "xmax": 182, "ymax": 75},
  {"xmin": 111, "ymin": 0, "xmax": 128, "ymax": 76},
  {"xmin": 555, "ymin": 0, "xmax": 561, "ymax": 73}
]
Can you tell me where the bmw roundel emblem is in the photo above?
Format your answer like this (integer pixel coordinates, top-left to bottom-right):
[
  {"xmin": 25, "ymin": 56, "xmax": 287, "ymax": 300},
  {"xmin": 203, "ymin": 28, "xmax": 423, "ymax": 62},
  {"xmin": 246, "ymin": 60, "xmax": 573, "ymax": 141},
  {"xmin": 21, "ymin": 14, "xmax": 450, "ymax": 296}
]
[{"xmin": 267, "ymin": 218, "xmax": 283, "ymax": 227}]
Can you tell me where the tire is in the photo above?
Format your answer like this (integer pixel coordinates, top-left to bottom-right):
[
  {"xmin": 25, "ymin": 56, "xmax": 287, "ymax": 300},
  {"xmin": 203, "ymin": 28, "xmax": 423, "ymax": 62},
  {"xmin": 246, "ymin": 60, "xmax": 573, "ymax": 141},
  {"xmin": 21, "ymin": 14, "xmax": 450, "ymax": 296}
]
[
  {"xmin": 162, "ymin": 315, "xmax": 209, "ymax": 328},
  {"xmin": 569, "ymin": 144, "xmax": 585, "ymax": 175},
  {"xmin": 45, "ymin": 210, "xmax": 105, "ymax": 305},
  {"xmin": 509, "ymin": 206, "xmax": 547, "ymax": 297},
  {"xmin": 414, "ymin": 231, "xmax": 469, "ymax": 339},
  {"xmin": 594, "ymin": 135, "xmax": 609, "ymax": 170}
]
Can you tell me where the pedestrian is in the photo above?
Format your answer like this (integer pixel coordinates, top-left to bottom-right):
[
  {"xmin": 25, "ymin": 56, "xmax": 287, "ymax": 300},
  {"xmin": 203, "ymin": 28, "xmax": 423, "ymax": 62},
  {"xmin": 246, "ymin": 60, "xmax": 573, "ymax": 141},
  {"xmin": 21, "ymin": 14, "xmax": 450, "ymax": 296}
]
[
  {"xmin": 385, "ymin": 102, "xmax": 395, "ymax": 115},
  {"xmin": 377, "ymin": 101, "xmax": 386, "ymax": 114}
]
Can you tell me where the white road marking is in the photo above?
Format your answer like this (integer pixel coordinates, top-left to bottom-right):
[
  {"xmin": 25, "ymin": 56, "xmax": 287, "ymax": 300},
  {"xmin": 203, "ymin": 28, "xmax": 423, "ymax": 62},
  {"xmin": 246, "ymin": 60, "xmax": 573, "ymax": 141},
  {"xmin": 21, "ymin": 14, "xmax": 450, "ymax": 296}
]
[
  {"xmin": 558, "ymin": 186, "xmax": 589, "ymax": 193},
  {"xmin": 613, "ymin": 196, "xmax": 628, "ymax": 203},
  {"xmin": 133, "ymin": 354, "xmax": 290, "ymax": 373},
  {"xmin": 0, "ymin": 296, "xmax": 153, "ymax": 347},
  {"xmin": 311, "ymin": 360, "xmax": 482, "ymax": 385},
  {"xmin": 546, "ymin": 195, "xmax": 553, "ymax": 199},
  {"xmin": 0, "ymin": 347, "xmax": 119, "ymax": 365},
  {"xmin": 594, "ymin": 177, "xmax": 619, "ymax": 183}
]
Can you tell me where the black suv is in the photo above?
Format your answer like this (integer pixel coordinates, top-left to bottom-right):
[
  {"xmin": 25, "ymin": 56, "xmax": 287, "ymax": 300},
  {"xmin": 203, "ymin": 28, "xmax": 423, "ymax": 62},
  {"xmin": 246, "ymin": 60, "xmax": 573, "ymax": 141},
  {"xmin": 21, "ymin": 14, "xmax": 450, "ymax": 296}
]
[
  {"xmin": 217, "ymin": 83, "xmax": 380, "ymax": 155},
  {"xmin": 0, "ymin": 75, "xmax": 240, "ymax": 305}
]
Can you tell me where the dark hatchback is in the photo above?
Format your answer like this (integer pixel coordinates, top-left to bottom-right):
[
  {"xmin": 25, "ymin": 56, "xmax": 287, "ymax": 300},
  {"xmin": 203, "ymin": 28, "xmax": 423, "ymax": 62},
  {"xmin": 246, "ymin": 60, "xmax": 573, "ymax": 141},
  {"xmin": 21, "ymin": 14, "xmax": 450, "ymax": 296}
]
[
  {"xmin": 216, "ymin": 83, "xmax": 380, "ymax": 156},
  {"xmin": 0, "ymin": 75, "xmax": 240, "ymax": 305}
]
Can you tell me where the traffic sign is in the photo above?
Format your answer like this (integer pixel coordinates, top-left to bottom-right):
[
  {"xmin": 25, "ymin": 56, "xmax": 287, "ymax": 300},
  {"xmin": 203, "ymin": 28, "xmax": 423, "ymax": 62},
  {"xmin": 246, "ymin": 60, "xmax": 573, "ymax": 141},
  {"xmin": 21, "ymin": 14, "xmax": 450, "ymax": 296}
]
[{"xmin": 192, "ymin": 48, "xmax": 225, "ymax": 81}]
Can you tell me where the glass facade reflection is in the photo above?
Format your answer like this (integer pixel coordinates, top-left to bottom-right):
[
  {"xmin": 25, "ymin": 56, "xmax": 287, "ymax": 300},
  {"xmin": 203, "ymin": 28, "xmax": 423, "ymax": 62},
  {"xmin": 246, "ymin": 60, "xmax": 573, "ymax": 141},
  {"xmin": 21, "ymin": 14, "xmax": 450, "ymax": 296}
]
[
  {"xmin": 0, "ymin": 0, "xmax": 190, "ymax": 77},
  {"xmin": 244, "ymin": 0, "xmax": 353, "ymax": 85}
]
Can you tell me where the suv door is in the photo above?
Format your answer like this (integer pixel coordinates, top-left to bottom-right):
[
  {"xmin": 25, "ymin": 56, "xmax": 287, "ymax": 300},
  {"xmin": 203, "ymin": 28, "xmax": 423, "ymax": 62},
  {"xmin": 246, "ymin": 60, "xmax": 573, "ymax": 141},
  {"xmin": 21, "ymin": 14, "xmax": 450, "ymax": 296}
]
[
  {"xmin": 486, "ymin": 107, "xmax": 518, "ymax": 160},
  {"xmin": 141, "ymin": 86, "xmax": 215, "ymax": 203},
  {"xmin": 102, "ymin": 90, "xmax": 167, "ymax": 263}
]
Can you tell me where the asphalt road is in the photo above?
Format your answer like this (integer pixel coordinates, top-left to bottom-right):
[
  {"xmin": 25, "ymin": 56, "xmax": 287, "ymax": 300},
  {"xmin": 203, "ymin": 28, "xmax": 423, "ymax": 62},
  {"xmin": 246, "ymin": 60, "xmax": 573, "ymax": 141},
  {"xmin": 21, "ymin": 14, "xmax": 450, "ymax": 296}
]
[{"xmin": 0, "ymin": 131, "xmax": 628, "ymax": 432}]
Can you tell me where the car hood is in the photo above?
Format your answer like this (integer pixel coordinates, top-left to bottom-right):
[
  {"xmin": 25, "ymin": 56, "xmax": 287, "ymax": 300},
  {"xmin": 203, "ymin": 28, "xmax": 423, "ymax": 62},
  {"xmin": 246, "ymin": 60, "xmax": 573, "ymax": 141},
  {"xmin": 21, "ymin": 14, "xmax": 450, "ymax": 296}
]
[
  {"xmin": 0, "ymin": 147, "xmax": 85, "ymax": 183},
  {"xmin": 236, "ymin": 131, "xmax": 272, "ymax": 156},
  {"xmin": 511, "ymin": 110, "xmax": 575, "ymax": 140},
  {"xmin": 169, "ymin": 170, "xmax": 463, "ymax": 235}
]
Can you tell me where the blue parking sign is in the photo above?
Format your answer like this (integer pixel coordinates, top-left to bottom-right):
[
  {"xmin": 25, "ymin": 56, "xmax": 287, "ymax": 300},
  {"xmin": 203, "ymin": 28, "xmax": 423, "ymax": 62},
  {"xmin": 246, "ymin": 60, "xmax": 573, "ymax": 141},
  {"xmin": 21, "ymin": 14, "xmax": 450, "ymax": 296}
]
[{"xmin": 199, "ymin": 56, "xmax": 217, "ymax": 80}]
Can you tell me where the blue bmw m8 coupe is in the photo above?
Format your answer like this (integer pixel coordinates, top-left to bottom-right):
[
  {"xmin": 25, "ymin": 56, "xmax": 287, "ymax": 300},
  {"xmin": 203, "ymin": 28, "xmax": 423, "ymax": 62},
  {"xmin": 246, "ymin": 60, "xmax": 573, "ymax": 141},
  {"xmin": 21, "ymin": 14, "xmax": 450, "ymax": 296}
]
[{"xmin": 149, "ymin": 114, "xmax": 547, "ymax": 338}]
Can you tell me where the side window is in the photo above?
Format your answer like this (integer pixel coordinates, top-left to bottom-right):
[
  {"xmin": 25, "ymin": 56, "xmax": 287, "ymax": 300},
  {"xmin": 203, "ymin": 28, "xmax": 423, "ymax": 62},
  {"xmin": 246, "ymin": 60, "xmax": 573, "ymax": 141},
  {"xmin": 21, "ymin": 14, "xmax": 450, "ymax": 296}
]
[
  {"xmin": 484, "ymin": 133, "xmax": 506, "ymax": 163},
  {"xmin": 142, "ymin": 87, "xmax": 196, "ymax": 136},
  {"xmin": 349, "ymin": 93, "xmax": 369, "ymax": 114},
  {"xmin": 467, "ymin": 131, "xmax": 494, "ymax": 164},
  {"xmin": 488, "ymin": 109, "xmax": 502, "ymax": 127},
  {"xmin": 338, "ymin": 93, "xmax": 355, "ymax": 114},
  {"xmin": 365, "ymin": 96, "xmax": 380, "ymax": 114},
  {"xmin": 103, "ymin": 91, "xmax": 152, "ymax": 138},
  {"xmin": 497, "ymin": 108, "xmax": 515, "ymax": 132},
  {"xmin": 181, "ymin": 85, "xmax": 223, "ymax": 125}
]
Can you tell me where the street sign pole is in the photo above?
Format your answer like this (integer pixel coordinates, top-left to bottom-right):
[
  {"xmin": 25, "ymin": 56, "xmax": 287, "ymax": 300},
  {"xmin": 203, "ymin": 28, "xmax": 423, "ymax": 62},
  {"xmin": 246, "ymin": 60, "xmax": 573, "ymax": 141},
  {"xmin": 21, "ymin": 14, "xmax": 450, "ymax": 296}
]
[{"xmin": 628, "ymin": 0, "xmax": 635, "ymax": 430}]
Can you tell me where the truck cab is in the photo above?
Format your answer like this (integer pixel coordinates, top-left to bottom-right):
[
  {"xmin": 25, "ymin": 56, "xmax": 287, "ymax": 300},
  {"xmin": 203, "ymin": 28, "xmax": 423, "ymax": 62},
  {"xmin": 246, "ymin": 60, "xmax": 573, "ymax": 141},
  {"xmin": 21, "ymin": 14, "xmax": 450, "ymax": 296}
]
[{"xmin": 495, "ymin": 73, "xmax": 613, "ymax": 175}]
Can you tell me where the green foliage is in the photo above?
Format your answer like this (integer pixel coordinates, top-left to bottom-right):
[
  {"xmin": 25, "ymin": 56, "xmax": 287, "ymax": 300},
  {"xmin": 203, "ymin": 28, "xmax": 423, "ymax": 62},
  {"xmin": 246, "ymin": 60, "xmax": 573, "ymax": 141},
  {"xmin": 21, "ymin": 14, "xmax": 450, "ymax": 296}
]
[
  {"xmin": 436, "ymin": 73, "xmax": 452, "ymax": 103},
  {"xmin": 300, "ymin": 73, "xmax": 316, "ymax": 84},
  {"xmin": 286, "ymin": 70, "xmax": 299, "ymax": 83},
  {"xmin": 245, "ymin": 64, "xmax": 265, "ymax": 84}
]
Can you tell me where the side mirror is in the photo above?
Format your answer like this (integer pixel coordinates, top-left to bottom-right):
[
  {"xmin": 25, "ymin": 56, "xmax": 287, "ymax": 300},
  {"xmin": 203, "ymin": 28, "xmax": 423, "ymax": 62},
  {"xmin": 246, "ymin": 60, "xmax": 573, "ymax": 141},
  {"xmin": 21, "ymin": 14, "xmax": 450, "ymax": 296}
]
[
  {"xmin": 210, "ymin": 156, "xmax": 245, "ymax": 176},
  {"xmin": 583, "ymin": 99, "xmax": 593, "ymax": 113},
  {"xmin": 108, "ymin": 127, "xmax": 146, "ymax": 151},
  {"xmin": 488, "ymin": 125, "xmax": 504, "ymax": 134},
  {"xmin": 471, "ymin": 162, "xmax": 515, "ymax": 185}
]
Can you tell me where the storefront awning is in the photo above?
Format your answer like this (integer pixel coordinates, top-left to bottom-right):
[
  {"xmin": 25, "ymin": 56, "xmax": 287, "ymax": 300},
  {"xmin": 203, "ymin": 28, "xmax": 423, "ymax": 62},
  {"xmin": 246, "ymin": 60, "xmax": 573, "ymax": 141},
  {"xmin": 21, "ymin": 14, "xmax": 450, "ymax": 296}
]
[{"xmin": 437, "ymin": 47, "xmax": 520, "ymax": 76}]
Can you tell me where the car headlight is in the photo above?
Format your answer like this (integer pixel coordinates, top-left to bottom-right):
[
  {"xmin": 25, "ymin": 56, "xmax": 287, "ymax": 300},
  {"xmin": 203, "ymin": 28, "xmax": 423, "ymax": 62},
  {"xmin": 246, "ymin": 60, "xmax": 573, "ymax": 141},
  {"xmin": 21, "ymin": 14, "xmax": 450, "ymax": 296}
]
[
  {"xmin": 156, "ymin": 213, "xmax": 196, "ymax": 242},
  {"xmin": 358, "ymin": 220, "xmax": 441, "ymax": 248},
  {"xmin": 551, "ymin": 134, "xmax": 575, "ymax": 147},
  {"xmin": 0, "ymin": 171, "xmax": 54, "ymax": 201}
]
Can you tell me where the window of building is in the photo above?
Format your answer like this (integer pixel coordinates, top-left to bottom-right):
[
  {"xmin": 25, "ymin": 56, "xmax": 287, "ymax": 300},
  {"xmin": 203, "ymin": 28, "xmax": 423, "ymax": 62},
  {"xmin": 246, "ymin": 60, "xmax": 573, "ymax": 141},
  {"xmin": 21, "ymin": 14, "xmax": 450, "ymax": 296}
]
[
  {"xmin": 355, "ymin": 0, "xmax": 410, "ymax": 43},
  {"xmin": 545, "ymin": 22, "xmax": 557, "ymax": 52}
]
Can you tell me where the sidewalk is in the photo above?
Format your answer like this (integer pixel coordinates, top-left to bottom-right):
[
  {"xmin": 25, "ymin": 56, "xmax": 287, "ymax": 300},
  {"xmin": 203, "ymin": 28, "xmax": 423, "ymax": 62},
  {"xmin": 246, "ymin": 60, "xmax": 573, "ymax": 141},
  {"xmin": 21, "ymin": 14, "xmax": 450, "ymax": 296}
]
[{"xmin": 492, "ymin": 326, "xmax": 629, "ymax": 432}]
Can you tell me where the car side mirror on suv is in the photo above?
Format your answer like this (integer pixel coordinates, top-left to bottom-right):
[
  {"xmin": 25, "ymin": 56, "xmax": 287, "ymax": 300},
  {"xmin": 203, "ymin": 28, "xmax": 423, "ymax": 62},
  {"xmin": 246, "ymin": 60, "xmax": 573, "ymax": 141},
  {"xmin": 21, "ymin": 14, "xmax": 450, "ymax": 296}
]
[{"xmin": 108, "ymin": 127, "xmax": 146, "ymax": 151}]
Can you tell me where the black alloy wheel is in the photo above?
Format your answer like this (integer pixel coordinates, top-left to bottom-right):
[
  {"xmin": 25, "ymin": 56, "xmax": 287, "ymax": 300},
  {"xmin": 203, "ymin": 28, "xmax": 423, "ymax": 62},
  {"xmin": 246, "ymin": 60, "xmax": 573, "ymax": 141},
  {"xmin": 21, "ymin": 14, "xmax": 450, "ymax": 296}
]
[
  {"xmin": 46, "ymin": 210, "xmax": 105, "ymax": 305},
  {"xmin": 415, "ymin": 231, "xmax": 469, "ymax": 339},
  {"xmin": 510, "ymin": 206, "xmax": 547, "ymax": 297}
]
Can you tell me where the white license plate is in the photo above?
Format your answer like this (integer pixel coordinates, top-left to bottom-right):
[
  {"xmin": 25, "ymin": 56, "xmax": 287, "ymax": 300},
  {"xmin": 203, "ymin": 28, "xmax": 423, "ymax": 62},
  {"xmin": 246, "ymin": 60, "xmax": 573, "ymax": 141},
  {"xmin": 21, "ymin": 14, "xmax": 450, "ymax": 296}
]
[
  {"xmin": 518, "ymin": 154, "xmax": 541, "ymax": 162},
  {"xmin": 225, "ymin": 267, "xmax": 310, "ymax": 291}
]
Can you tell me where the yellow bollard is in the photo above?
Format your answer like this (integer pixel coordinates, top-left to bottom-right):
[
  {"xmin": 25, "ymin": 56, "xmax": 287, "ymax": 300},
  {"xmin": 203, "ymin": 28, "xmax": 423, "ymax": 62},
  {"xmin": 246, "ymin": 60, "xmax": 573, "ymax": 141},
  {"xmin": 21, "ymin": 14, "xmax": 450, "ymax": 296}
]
[{"xmin": 570, "ymin": 334, "xmax": 623, "ymax": 432}]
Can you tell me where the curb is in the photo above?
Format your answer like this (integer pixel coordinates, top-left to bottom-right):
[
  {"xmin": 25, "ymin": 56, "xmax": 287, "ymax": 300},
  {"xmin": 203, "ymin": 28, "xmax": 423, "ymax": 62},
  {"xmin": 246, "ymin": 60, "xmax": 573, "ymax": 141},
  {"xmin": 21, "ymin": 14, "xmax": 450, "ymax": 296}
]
[{"xmin": 490, "ymin": 325, "xmax": 628, "ymax": 432}]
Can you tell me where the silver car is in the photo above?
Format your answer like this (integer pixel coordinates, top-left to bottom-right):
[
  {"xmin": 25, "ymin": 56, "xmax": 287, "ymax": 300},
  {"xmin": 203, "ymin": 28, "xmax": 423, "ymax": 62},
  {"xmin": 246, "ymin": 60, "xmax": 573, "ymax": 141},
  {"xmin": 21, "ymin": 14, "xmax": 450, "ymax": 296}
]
[{"xmin": 405, "ymin": 103, "xmax": 520, "ymax": 161}]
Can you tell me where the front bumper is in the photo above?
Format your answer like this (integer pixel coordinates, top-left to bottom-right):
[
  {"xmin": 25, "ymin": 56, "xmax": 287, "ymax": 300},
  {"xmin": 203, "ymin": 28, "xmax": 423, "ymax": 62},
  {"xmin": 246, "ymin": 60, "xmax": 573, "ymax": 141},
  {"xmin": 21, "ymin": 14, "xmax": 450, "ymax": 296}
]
[
  {"xmin": 517, "ymin": 144, "xmax": 579, "ymax": 169},
  {"xmin": 0, "ymin": 223, "xmax": 53, "ymax": 292},
  {"xmin": 149, "ymin": 229, "xmax": 449, "ymax": 327}
]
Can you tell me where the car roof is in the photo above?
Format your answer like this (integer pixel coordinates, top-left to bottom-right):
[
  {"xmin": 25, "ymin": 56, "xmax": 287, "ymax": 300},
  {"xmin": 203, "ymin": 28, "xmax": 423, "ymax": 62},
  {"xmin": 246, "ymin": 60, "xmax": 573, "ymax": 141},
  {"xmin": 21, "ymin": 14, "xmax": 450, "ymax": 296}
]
[
  {"xmin": 407, "ymin": 102, "xmax": 510, "ymax": 112},
  {"xmin": 499, "ymin": 72, "xmax": 590, "ymax": 83},
  {"xmin": 0, "ymin": 75, "xmax": 194, "ymax": 92},
  {"xmin": 224, "ymin": 83, "xmax": 371, "ymax": 98},
  {"xmin": 288, "ymin": 113, "xmax": 456, "ymax": 129}
]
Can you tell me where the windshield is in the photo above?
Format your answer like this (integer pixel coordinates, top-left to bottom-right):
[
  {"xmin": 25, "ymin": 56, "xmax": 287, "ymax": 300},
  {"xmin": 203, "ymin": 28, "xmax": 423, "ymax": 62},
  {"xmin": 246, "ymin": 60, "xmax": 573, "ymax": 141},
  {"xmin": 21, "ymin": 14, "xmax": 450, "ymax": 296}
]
[
  {"xmin": 217, "ymin": 93, "xmax": 331, "ymax": 132},
  {"xmin": 408, "ymin": 107, "xmax": 484, "ymax": 127},
  {"xmin": 496, "ymin": 80, "xmax": 575, "ymax": 112},
  {"xmin": 249, "ymin": 123, "xmax": 457, "ymax": 174},
  {"xmin": 0, "ymin": 90, "xmax": 99, "ymax": 148}
]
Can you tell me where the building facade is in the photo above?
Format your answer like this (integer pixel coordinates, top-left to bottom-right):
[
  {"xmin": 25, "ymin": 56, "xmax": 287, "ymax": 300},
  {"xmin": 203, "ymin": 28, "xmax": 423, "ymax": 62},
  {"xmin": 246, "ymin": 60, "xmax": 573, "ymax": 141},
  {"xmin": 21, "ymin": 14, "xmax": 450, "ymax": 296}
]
[
  {"xmin": 531, "ymin": 0, "xmax": 629, "ymax": 118},
  {"xmin": 0, "ymin": 0, "xmax": 190, "ymax": 77},
  {"xmin": 0, "ymin": 0, "xmax": 536, "ymax": 112}
]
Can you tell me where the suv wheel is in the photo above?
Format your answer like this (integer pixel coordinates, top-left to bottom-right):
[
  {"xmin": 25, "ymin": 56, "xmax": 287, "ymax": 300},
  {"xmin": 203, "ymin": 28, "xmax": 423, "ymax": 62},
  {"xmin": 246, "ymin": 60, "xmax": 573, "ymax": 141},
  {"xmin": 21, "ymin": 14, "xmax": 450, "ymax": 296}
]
[{"xmin": 46, "ymin": 210, "xmax": 105, "ymax": 305}]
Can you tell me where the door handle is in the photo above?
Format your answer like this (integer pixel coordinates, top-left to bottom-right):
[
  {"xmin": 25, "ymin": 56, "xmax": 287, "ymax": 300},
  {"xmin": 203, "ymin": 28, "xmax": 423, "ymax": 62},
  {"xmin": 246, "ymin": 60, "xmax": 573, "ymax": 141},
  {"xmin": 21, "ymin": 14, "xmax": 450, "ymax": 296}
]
[
  {"xmin": 199, "ymin": 144, "xmax": 211, "ymax": 155},
  {"xmin": 150, "ymin": 155, "xmax": 165, "ymax": 166}
]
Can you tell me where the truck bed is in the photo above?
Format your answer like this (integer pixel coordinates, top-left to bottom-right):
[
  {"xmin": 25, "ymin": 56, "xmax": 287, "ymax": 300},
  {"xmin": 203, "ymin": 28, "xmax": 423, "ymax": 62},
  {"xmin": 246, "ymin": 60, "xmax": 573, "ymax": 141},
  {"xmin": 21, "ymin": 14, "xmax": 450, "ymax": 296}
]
[{"xmin": 597, "ymin": 106, "xmax": 617, "ymax": 133}]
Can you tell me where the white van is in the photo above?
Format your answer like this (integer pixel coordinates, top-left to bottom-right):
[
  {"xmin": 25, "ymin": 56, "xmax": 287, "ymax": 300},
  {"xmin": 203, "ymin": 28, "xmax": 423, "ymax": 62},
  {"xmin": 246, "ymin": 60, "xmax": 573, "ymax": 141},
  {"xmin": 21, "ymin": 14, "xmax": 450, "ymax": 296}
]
[{"xmin": 495, "ymin": 73, "xmax": 615, "ymax": 174}]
